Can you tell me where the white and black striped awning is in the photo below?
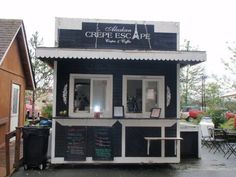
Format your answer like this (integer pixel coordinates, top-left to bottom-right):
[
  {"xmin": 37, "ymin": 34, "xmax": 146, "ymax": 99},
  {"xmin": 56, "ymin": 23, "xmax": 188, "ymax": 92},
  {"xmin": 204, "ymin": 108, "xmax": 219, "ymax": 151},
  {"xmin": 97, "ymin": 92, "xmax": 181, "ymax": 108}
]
[{"xmin": 36, "ymin": 47, "xmax": 206, "ymax": 67}]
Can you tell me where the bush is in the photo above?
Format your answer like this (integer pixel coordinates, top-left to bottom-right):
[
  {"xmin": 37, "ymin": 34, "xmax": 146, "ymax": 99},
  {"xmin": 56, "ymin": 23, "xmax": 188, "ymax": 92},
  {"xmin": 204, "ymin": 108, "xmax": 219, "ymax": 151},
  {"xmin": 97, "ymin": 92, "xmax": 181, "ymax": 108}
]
[
  {"xmin": 185, "ymin": 113, "xmax": 205, "ymax": 124},
  {"xmin": 207, "ymin": 109, "xmax": 227, "ymax": 128},
  {"xmin": 41, "ymin": 104, "xmax": 52, "ymax": 119},
  {"xmin": 195, "ymin": 113, "xmax": 205, "ymax": 124},
  {"xmin": 220, "ymin": 118, "xmax": 236, "ymax": 130}
]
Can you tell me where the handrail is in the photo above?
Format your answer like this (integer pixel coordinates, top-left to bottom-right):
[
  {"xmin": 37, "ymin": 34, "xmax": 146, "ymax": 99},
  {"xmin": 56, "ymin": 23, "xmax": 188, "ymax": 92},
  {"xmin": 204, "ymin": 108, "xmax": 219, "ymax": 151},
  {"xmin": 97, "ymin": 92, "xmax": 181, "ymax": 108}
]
[{"xmin": 5, "ymin": 127, "xmax": 22, "ymax": 177}]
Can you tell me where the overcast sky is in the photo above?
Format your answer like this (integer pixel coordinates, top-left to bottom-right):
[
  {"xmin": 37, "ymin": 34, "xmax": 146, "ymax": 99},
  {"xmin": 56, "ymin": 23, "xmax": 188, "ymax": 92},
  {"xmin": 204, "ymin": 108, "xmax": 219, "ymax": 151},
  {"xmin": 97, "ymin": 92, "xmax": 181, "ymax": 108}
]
[{"xmin": 1, "ymin": 0, "xmax": 236, "ymax": 76}]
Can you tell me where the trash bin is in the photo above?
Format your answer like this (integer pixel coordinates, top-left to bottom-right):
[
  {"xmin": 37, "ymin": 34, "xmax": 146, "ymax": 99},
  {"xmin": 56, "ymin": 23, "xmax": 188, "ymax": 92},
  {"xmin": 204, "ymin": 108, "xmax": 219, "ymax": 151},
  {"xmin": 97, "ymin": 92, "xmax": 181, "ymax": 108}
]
[{"xmin": 22, "ymin": 126, "xmax": 50, "ymax": 170}]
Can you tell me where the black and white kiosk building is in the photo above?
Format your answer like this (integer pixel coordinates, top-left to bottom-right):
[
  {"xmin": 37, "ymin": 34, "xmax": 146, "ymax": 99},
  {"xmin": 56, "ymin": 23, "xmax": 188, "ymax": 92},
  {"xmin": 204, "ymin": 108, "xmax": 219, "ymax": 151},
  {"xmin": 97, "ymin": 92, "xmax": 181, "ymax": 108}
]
[{"xmin": 37, "ymin": 17, "xmax": 206, "ymax": 164}]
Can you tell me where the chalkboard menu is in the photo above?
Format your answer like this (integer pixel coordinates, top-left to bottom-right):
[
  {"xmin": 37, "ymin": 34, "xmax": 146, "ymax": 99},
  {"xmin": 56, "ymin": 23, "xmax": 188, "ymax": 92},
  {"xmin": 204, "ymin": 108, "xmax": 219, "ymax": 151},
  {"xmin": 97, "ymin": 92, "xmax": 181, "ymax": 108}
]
[
  {"xmin": 65, "ymin": 126, "xmax": 86, "ymax": 161},
  {"xmin": 93, "ymin": 127, "xmax": 113, "ymax": 160}
]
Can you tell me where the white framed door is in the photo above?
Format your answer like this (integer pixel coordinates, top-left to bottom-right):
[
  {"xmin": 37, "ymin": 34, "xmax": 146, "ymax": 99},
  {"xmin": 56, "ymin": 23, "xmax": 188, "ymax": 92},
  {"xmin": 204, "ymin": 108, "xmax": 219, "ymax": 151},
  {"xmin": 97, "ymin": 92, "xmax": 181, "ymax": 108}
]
[{"xmin": 10, "ymin": 84, "xmax": 20, "ymax": 132}]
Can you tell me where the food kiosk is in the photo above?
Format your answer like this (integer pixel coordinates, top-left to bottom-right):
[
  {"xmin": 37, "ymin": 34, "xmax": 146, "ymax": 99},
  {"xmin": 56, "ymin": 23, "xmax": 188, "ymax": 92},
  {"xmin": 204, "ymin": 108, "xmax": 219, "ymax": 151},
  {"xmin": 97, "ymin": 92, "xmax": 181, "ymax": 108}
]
[{"xmin": 36, "ymin": 17, "xmax": 206, "ymax": 164}]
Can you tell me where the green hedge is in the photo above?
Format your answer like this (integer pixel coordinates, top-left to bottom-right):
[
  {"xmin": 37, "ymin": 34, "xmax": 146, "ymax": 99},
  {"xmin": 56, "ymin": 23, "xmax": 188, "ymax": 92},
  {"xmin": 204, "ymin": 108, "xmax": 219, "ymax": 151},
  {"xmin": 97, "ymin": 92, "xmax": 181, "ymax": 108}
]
[
  {"xmin": 41, "ymin": 104, "xmax": 52, "ymax": 119},
  {"xmin": 207, "ymin": 109, "xmax": 226, "ymax": 128}
]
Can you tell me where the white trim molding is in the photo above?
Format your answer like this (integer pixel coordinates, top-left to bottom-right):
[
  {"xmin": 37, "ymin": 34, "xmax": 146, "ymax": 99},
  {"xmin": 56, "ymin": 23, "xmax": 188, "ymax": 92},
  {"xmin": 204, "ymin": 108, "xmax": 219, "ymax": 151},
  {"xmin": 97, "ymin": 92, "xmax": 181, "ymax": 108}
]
[
  {"xmin": 176, "ymin": 64, "xmax": 180, "ymax": 118},
  {"xmin": 53, "ymin": 61, "xmax": 57, "ymax": 117}
]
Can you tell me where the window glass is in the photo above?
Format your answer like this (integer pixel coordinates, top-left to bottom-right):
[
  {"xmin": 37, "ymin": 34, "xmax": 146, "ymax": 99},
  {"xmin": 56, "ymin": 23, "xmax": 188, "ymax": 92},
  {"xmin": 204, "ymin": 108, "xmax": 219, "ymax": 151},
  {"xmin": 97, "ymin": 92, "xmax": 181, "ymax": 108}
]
[
  {"xmin": 69, "ymin": 74, "xmax": 112, "ymax": 117},
  {"xmin": 12, "ymin": 87, "xmax": 19, "ymax": 114},
  {"xmin": 123, "ymin": 76, "xmax": 164, "ymax": 117},
  {"xmin": 127, "ymin": 80, "xmax": 142, "ymax": 113},
  {"xmin": 92, "ymin": 80, "xmax": 107, "ymax": 112},
  {"xmin": 74, "ymin": 79, "xmax": 90, "ymax": 112},
  {"xmin": 145, "ymin": 81, "xmax": 158, "ymax": 112}
]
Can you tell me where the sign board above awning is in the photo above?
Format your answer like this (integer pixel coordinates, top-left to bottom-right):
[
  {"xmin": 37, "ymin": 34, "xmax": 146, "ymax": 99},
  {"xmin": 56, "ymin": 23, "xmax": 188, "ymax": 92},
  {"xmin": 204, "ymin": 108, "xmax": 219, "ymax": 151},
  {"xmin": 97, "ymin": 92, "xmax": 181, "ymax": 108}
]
[
  {"xmin": 56, "ymin": 18, "xmax": 179, "ymax": 51},
  {"xmin": 58, "ymin": 23, "xmax": 177, "ymax": 51}
]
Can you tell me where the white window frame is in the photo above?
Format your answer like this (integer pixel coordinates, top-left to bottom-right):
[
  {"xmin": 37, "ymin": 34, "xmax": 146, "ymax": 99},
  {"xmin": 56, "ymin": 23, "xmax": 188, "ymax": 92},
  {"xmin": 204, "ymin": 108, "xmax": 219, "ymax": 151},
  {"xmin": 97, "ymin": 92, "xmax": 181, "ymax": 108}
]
[
  {"xmin": 123, "ymin": 75, "xmax": 165, "ymax": 118},
  {"xmin": 69, "ymin": 74, "xmax": 113, "ymax": 118}
]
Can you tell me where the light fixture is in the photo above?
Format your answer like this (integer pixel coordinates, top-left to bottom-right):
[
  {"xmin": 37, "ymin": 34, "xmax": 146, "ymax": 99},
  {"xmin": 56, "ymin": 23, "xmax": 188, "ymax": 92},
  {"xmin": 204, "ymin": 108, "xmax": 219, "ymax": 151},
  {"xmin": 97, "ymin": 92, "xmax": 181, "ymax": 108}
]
[{"xmin": 94, "ymin": 105, "xmax": 101, "ymax": 112}]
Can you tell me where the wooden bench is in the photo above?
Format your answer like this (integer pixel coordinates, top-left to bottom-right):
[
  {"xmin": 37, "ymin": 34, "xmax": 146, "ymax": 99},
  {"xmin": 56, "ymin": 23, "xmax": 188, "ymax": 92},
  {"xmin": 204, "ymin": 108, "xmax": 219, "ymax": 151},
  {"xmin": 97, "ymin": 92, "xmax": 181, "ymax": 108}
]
[{"xmin": 144, "ymin": 137, "xmax": 183, "ymax": 155}]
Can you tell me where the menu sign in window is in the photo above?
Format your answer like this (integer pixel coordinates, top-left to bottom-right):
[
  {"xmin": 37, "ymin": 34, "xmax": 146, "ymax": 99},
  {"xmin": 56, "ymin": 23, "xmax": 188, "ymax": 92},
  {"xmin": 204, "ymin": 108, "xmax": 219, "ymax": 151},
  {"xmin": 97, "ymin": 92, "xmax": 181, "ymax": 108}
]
[
  {"xmin": 93, "ymin": 127, "xmax": 113, "ymax": 161},
  {"xmin": 65, "ymin": 126, "xmax": 86, "ymax": 161}
]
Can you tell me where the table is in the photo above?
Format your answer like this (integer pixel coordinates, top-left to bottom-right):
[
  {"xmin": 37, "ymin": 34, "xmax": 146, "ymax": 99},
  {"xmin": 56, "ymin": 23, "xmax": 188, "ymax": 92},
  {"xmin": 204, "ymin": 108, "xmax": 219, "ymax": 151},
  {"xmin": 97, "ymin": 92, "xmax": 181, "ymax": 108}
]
[{"xmin": 144, "ymin": 137, "xmax": 183, "ymax": 156}]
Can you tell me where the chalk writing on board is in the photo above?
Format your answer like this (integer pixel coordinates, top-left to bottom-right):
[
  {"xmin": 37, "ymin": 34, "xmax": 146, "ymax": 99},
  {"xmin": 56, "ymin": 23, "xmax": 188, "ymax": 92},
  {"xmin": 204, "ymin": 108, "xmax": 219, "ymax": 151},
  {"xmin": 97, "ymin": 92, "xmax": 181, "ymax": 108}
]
[
  {"xmin": 93, "ymin": 127, "xmax": 113, "ymax": 160},
  {"xmin": 65, "ymin": 126, "xmax": 86, "ymax": 161}
]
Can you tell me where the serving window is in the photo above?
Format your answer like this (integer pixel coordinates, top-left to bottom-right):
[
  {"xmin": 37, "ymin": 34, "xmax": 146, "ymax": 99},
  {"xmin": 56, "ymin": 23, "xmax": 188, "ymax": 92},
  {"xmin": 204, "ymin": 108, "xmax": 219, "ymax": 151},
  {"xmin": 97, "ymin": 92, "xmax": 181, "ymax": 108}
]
[
  {"xmin": 123, "ymin": 75, "xmax": 165, "ymax": 118},
  {"xmin": 69, "ymin": 74, "xmax": 113, "ymax": 117}
]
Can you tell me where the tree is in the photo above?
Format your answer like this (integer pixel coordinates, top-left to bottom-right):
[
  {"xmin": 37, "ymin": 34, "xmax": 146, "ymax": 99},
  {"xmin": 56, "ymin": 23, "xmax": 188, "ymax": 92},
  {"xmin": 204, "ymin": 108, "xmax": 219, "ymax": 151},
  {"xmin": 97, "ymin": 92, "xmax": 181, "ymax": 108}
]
[
  {"xmin": 180, "ymin": 64, "xmax": 205, "ymax": 105},
  {"xmin": 180, "ymin": 40, "xmax": 205, "ymax": 107},
  {"xmin": 220, "ymin": 42, "xmax": 236, "ymax": 111},
  {"xmin": 222, "ymin": 42, "xmax": 236, "ymax": 75},
  {"xmin": 222, "ymin": 42, "xmax": 236, "ymax": 89},
  {"xmin": 205, "ymin": 79, "xmax": 223, "ymax": 109},
  {"xmin": 28, "ymin": 32, "xmax": 53, "ymax": 118}
]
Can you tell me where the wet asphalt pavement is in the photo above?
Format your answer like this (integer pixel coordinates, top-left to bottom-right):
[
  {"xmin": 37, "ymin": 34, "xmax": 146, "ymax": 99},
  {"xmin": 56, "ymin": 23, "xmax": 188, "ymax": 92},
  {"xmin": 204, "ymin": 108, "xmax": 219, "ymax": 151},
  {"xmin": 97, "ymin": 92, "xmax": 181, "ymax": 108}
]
[{"xmin": 12, "ymin": 147, "xmax": 236, "ymax": 177}]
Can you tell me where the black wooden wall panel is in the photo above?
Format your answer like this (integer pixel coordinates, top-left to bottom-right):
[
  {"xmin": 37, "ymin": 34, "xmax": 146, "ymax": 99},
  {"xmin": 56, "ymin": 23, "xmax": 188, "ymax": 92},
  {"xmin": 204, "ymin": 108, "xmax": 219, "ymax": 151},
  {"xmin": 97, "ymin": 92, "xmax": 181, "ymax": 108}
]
[
  {"xmin": 181, "ymin": 132, "xmax": 198, "ymax": 158},
  {"xmin": 58, "ymin": 30, "xmax": 82, "ymax": 48},
  {"xmin": 56, "ymin": 59, "xmax": 177, "ymax": 117},
  {"xmin": 55, "ymin": 122, "xmax": 66, "ymax": 157},
  {"xmin": 125, "ymin": 127, "xmax": 161, "ymax": 157},
  {"xmin": 153, "ymin": 33, "xmax": 177, "ymax": 51},
  {"xmin": 165, "ymin": 124, "xmax": 177, "ymax": 157}
]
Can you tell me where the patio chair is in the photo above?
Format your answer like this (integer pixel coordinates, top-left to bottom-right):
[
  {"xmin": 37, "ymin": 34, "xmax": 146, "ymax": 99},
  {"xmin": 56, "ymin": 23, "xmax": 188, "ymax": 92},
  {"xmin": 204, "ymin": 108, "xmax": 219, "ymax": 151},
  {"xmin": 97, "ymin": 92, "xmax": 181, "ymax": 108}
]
[
  {"xmin": 201, "ymin": 125, "xmax": 214, "ymax": 149},
  {"xmin": 224, "ymin": 130, "xmax": 236, "ymax": 159},
  {"xmin": 209, "ymin": 128, "xmax": 227, "ymax": 154}
]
